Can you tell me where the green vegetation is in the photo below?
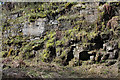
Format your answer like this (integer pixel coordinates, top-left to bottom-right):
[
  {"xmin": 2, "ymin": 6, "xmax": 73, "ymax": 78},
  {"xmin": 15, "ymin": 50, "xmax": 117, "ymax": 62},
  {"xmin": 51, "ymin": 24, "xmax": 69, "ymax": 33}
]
[{"xmin": 1, "ymin": 2, "xmax": 120, "ymax": 67}]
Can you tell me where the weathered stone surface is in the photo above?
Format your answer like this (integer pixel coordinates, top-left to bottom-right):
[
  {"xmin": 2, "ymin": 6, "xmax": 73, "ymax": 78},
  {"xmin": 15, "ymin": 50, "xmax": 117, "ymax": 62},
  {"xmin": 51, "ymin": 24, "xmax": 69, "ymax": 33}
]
[
  {"xmin": 108, "ymin": 49, "xmax": 119, "ymax": 59},
  {"xmin": 101, "ymin": 53, "xmax": 109, "ymax": 61},
  {"xmin": 73, "ymin": 46, "xmax": 84, "ymax": 60},
  {"xmin": 106, "ymin": 46, "xmax": 114, "ymax": 52},
  {"xmin": 103, "ymin": 43, "xmax": 107, "ymax": 51},
  {"xmin": 1, "ymin": 2, "xmax": 120, "ymax": 68},
  {"xmin": 113, "ymin": 42, "xmax": 118, "ymax": 49},
  {"xmin": 23, "ymin": 18, "xmax": 46, "ymax": 36},
  {"xmin": 105, "ymin": 60, "xmax": 117, "ymax": 66},
  {"xmin": 90, "ymin": 56, "xmax": 95, "ymax": 61}
]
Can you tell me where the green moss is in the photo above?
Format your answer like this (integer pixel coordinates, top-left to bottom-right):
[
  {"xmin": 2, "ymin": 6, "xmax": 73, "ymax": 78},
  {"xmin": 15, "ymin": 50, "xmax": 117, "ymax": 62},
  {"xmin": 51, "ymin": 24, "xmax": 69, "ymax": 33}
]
[
  {"xmin": 22, "ymin": 44, "xmax": 32, "ymax": 53},
  {"xmin": 101, "ymin": 22, "xmax": 105, "ymax": 31},
  {"xmin": 69, "ymin": 58, "xmax": 80, "ymax": 67},
  {"xmin": 70, "ymin": 32, "xmax": 75, "ymax": 38},
  {"xmin": 56, "ymin": 38, "xmax": 67, "ymax": 46},
  {"xmin": 76, "ymin": 33, "xmax": 82, "ymax": 41},
  {"xmin": 46, "ymin": 37, "xmax": 55, "ymax": 48},
  {"xmin": 9, "ymin": 39, "xmax": 14, "ymax": 44},
  {"xmin": 81, "ymin": 5, "xmax": 86, "ymax": 9},
  {"xmin": 118, "ymin": 42, "xmax": 120, "ymax": 49},
  {"xmin": 46, "ymin": 42, "xmax": 54, "ymax": 48},
  {"xmin": 56, "ymin": 40, "xmax": 62, "ymax": 47},
  {"xmin": 82, "ymin": 43, "xmax": 95, "ymax": 48},
  {"xmin": 53, "ymin": 57, "xmax": 63, "ymax": 65},
  {"xmin": 38, "ymin": 12, "xmax": 47, "ymax": 18},
  {"xmin": 64, "ymin": 2, "xmax": 70, "ymax": 7},
  {"xmin": 48, "ymin": 31, "xmax": 56, "ymax": 39},
  {"xmin": 21, "ymin": 39, "xmax": 44, "ymax": 56},
  {"xmin": 74, "ymin": 20, "xmax": 84, "ymax": 25},
  {"xmin": 60, "ymin": 47, "xmax": 71, "ymax": 59},
  {"xmin": 14, "ymin": 36, "xmax": 23, "ymax": 44},
  {"xmin": 80, "ymin": 32, "xmax": 88, "ymax": 43},
  {"xmin": 1, "ymin": 51, "xmax": 8, "ymax": 57},
  {"xmin": 30, "ymin": 9, "xmax": 35, "ymax": 12},
  {"xmin": 43, "ymin": 36, "xmax": 48, "ymax": 41},
  {"xmin": 73, "ymin": 25, "xmax": 79, "ymax": 30},
  {"xmin": 57, "ymin": 14, "xmax": 83, "ymax": 21},
  {"xmin": 41, "ymin": 49, "xmax": 50, "ymax": 62},
  {"xmin": 56, "ymin": 47, "xmax": 61, "ymax": 53},
  {"xmin": 60, "ymin": 50, "xmax": 67, "ymax": 58},
  {"xmin": 43, "ymin": 50, "xmax": 49, "ymax": 58},
  {"xmin": 87, "ymin": 31, "xmax": 98, "ymax": 41},
  {"xmin": 49, "ymin": 37, "xmax": 56, "ymax": 43},
  {"xmin": 65, "ymin": 29, "xmax": 73, "ymax": 37}
]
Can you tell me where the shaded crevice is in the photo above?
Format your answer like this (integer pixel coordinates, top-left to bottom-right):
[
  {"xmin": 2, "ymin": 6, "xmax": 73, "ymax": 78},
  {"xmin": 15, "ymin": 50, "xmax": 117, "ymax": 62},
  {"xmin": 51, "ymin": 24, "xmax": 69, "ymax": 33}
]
[
  {"xmin": 64, "ymin": 46, "xmax": 76, "ymax": 66},
  {"xmin": 79, "ymin": 51, "xmax": 90, "ymax": 61},
  {"xmin": 49, "ymin": 46, "xmax": 56, "ymax": 62}
]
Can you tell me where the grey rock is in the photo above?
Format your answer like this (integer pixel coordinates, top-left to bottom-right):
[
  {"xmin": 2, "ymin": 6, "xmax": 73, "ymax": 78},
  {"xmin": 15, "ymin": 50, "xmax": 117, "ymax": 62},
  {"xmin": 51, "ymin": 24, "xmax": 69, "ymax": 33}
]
[
  {"xmin": 101, "ymin": 53, "xmax": 109, "ymax": 61},
  {"xmin": 90, "ymin": 56, "xmax": 95, "ymax": 61},
  {"xmin": 73, "ymin": 45, "xmax": 90, "ymax": 61},
  {"xmin": 73, "ymin": 4, "xmax": 82, "ymax": 11},
  {"xmin": 108, "ymin": 51, "xmax": 117, "ymax": 59},
  {"xmin": 26, "ymin": 40, "xmax": 30, "ymax": 42},
  {"xmin": 113, "ymin": 49, "xmax": 119, "ymax": 59},
  {"xmin": 73, "ymin": 46, "xmax": 84, "ymax": 60},
  {"xmin": 113, "ymin": 42, "xmax": 118, "ymax": 49},
  {"xmin": 30, "ymin": 39, "xmax": 35, "ymax": 41},
  {"xmin": 22, "ymin": 18, "xmax": 46, "ymax": 36},
  {"xmin": 103, "ymin": 43, "xmax": 107, "ymax": 50},
  {"xmin": 12, "ymin": 14, "xmax": 18, "ymax": 19},
  {"xmin": 34, "ymin": 37, "xmax": 40, "ymax": 40},
  {"xmin": 106, "ymin": 46, "xmax": 114, "ymax": 52},
  {"xmin": 49, "ymin": 20, "xmax": 58, "ymax": 25}
]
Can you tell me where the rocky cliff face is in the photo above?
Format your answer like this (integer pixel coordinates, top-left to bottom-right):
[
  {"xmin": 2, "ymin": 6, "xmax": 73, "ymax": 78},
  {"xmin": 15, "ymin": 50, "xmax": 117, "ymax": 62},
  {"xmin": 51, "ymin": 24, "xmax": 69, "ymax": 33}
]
[{"xmin": 1, "ymin": 2, "xmax": 120, "ymax": 71}]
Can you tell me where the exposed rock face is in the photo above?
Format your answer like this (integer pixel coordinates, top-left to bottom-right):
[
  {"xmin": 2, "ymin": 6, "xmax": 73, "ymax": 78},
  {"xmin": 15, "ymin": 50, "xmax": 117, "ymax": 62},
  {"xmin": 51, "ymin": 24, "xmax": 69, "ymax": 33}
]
[
  {"xmin": 1, "ymin": 2, "xmax": 120, "ymax": 68},
  {"xmin": 23, "ymin": 18, "xmax": 46, "ymax": 36}
]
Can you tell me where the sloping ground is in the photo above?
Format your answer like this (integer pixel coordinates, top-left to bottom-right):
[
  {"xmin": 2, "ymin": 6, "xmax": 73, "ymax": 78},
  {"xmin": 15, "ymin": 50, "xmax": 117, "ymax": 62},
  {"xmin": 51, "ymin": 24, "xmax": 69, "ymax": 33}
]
[
  {"xmin": 1, "ymin": 2, "xmax": 120, "ymax": 78},
  {"xmin": 2, "ymin": 58, "xmax": 118, "ymax": 78}
]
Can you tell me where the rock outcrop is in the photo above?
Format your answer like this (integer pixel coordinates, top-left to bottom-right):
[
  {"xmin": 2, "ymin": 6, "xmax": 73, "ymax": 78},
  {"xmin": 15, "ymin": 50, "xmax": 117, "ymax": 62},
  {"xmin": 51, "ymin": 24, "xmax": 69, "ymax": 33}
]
[{"xmin": 1, "ymin": 2, "xmax": 120, "ymax": 68}]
